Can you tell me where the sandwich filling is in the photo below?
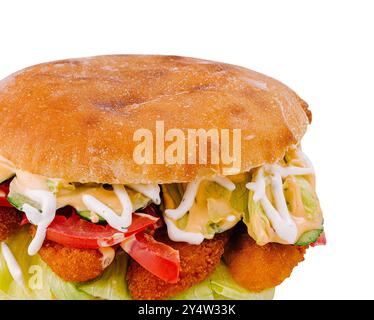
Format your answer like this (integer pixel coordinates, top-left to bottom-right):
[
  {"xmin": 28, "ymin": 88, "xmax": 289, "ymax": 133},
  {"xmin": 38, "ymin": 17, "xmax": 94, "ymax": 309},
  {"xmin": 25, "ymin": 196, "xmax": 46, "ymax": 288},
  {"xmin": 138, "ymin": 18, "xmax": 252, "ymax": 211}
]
[{"xmin": 0, "ymin": 146, "xmax": 324, "ymax": 299}]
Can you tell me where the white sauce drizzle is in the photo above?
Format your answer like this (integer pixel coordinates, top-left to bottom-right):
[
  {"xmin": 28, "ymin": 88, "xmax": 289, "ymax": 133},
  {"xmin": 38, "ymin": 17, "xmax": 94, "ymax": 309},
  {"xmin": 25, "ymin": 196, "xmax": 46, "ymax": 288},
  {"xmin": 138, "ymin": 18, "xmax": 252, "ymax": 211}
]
[
  {"xmin": 246, "ymin": 160, "xmax": 314, "ymax": 244},
  {"xmin": 133, "ymin": 212, "xmax": 158, "ymax": 221},
  {"xmin": 82, "ymin": 185, "xmax": 133, "ymax": 232},
  {"xmin": 165, "ymin": 175, "xmax": 236, "ymax": 220},
  {"xmin": 210, "ymin": 175, "xmax": 236, "ymax": 191},
  {"xmin": 22, "ymin": 190, "xmax": 57, "ymax": 255},
  {"xmin": 164, "ymin": 217, "xmax": 204, "ymax": 245},
  {"xmin": 269, "ymin": 164, "xmax": 314, "ymax": 177},
  {"xmin": 1, "ymin": 242, "xmax": 25, "ymax": 287},
  {"xmin": 297, "ymin": 149, "xmax": 314, "ymax": 170},
  {"xmin": 127, "ymin": 183, "xmax": 161, "ymax": 205}
]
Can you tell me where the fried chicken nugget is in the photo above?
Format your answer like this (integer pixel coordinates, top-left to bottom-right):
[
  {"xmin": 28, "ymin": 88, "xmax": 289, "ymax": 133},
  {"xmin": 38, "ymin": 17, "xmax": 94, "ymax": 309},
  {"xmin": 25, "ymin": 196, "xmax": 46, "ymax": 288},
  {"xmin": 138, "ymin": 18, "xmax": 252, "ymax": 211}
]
[
  {"xmin": 127, "ymin": 232, "xmax": 229, "ymax": 300},
  {"xmin": 0, "ymin": 206, "xmax": 22, "ymax": 241},
  {"xmin": 29, "ymin": 225, "xmax": 115, "ymax": 282},
  {"xmin": 38, "ymin": 240, "xmax": 107, "ymax": 282},
  {"xmin": 224, "ymin": 233, "xmax": 307, "ymax": 292}
]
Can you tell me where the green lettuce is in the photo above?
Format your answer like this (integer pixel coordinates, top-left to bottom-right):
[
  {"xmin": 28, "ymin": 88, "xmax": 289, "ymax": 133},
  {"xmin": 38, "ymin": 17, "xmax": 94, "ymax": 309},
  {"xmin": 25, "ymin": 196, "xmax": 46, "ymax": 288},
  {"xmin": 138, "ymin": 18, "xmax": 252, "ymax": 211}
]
[
  {"xmin": 245, "ymin": 190, "xmax": 275, "ymax": 246},
  {"xmin": 0, "ymin": 228, "xmax": 92, "ymax": 300},
  {"xmin": 173, "ymin": 262, "xmax": 274, "ymax": 300},
  {"xmin": 163, "ymin": 174, "xmax": 249, "ymax": 239},
  {"xmin": 294, "ymin": 176, "xmax": 322, "ymax": 220},
  {"xmin": 245, "ymin": 174, "xmax": 323, "ymax": 245},
  {"xmin": 1, "ymin": 229, "xmax": 273, "ymax": 301},
  {"xmin": 172, "ymin": 280, "xmax": 216, "ymax": 300},
  {"xmin": 78, "ymin": 252, "xmax": 130, "ymax": 300}
]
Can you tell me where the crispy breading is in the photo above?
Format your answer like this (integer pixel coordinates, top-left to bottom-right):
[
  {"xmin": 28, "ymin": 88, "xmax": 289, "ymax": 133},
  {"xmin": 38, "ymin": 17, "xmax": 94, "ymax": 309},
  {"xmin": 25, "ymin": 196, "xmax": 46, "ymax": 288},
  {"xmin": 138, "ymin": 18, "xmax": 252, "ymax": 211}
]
[
  {"xmin": 127, "ymin": 232, "xmax": 229, "ymax": 300},
  {"xmin": 38, "ymin": 240, "xmax": 105, "ymax": 283},
  {"xmin": 0, "ymin": 206, "xmax": 22, "ymax": 241},
  {"xmin": 224, "ymin": 233, "xmax": 307, "ymax": 292}
]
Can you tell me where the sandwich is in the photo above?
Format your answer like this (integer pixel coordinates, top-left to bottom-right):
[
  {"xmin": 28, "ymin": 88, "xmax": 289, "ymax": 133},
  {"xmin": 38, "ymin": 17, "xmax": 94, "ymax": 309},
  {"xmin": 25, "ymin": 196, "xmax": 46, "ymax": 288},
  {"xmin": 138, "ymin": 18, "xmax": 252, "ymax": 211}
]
[{"xmin": 0, "ymin": 55, "xmax": 325, "ymax": 300}]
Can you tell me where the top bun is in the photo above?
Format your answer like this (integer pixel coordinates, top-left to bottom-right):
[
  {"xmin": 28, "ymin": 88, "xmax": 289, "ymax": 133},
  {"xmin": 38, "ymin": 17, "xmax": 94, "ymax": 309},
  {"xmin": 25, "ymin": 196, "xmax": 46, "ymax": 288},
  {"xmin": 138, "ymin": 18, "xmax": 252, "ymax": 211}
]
[{"xmin": 0, "ymin": 55, "xmax": 310, "ymax": 184}]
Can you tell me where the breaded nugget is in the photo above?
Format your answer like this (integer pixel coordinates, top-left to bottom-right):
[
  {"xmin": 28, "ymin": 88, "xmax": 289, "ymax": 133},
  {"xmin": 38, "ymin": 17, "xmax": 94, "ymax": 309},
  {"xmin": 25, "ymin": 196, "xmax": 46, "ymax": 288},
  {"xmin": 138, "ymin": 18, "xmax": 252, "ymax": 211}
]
[
  {"xmin": 0, "ymin": 206, "xmax": 22, "ymax": 241},
  {"xmin": 224, "ymin": 233, "xmax": 307, "ymax": 292},
  {"xmin": 127, "ymin": 232, "xmax": 229, "ymax": 300},
  {"xmin": 38, "ymin": 240, "xmax": 105, "ymax": 283}
]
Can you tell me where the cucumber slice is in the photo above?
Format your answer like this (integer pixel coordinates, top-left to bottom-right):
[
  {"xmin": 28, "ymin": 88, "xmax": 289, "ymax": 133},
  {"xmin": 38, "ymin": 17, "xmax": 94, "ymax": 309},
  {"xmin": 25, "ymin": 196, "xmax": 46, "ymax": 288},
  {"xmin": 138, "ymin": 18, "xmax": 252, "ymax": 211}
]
[
  {"xmin": 7, "ymin": 193, "xmax": 40, "ymax": 211},
  {"xmin": 295, "ymin": 229, "xmax": 323, "ymax": 246},
  {"xmin": 77, "ymin": 210, "xmax": 106, "ymax": 224}
]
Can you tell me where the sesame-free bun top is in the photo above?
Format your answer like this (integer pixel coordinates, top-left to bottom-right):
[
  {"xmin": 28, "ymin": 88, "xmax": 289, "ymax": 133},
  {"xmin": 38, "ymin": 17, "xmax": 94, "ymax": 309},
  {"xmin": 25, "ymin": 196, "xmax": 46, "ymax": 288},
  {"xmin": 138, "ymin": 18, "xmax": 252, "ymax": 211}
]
[{"xmin": 0, "ymin": 55, "xmax": 311, "ymax": 184}]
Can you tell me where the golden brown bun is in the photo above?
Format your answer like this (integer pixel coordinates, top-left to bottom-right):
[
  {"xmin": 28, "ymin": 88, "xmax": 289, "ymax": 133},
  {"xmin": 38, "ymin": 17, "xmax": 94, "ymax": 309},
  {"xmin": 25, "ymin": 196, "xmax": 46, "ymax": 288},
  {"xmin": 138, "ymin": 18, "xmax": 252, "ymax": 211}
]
[{"xmin": 0, "ymin": 55, "xmax": 310, "ymax": 184}]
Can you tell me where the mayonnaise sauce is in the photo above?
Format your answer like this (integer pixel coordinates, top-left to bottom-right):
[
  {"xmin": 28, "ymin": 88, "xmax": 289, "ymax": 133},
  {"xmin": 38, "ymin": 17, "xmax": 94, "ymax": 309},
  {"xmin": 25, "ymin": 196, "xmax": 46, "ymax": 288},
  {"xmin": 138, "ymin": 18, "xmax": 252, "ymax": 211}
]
[
  {"xmin": 22, "ymin": 189, "xmax": 57, "ymax": 255},
  {"xmin": 113, "ymin": 184, "xmax": 133, "ymax": 227},
  {"xmin": 297, "ymin": 149, "xmax": 314, "ymax": 170},
  {"xmin": 1, "ymin": 242, "xmax": 25, "ymax": 288},
  {"xmin": 164, "ymin": 217, "xmax": 205, "ymax": 245},
  {"xmin": 246, "ymin": 158, "xmax": 315, "ymax": 244},
  {"xmin": 268, "ymin": 164, "xmax": 314, "ymax": 177},
  {"xmin": 165, "ymin": 175, "xmax": 235, "ymax": 220},
  {"xmin": 82, "ymin": 185, "xmax": 134, "ymax": 232}
]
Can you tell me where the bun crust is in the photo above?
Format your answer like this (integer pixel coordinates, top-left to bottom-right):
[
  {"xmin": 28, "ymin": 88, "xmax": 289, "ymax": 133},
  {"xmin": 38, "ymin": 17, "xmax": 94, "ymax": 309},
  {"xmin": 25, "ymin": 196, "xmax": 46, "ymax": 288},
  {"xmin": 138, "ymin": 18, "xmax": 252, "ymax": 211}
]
[{"xmin": 0, "ymin": 55, "xmax": 310, "ymax": 184}]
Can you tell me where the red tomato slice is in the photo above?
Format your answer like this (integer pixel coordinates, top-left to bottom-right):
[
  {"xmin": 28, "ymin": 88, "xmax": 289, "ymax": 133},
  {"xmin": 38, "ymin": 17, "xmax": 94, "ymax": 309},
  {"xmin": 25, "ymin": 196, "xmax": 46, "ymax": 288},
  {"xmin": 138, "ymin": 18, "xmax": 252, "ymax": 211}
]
[
  {"xmin": 311, "ymin": 232, "xmax": 326, "ymax": 247},
  {"xmin": 121, "ymin": 232, "xmax": 180, "ymax": 283},
  {"xmin": 0, "ymin": 181, "xmax": 10, "ymax": 194},
  {"xmin": 21, "ymin": 215, "xmax": 30, "ymax": 226},
  {"xmin": 0, "ymin": 197, "xmax": 13, "ymax": 207},
  {"xmin": 141, "ymin": 204, "xmax": 164, "ymax": 228},
  {"xmin": 0, "ymin": 181, "xmax": 13, "ymax": 207},
  {"xmin": 45, "ymin": 213, "xmax": 158, "ymax": 249}
]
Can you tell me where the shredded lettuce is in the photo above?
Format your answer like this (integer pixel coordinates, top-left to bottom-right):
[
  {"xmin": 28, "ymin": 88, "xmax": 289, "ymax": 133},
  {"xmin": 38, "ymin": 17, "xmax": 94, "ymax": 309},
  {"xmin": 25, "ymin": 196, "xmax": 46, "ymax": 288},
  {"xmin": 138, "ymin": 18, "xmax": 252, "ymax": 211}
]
[
  {"xmin": 173, "ymin": 262, "xmax": 274, "ymax": 300},
  {"xmin": 294, "ymin": 176, "xmax": 322, "ymax": 220},
  {"xmin": 245, "ymin": 190, "xmax": 275, "ymax": 245},
  {"xmin": 163, "ymin": 174, "xmax": 249, "ymax": 239},
  {"xmin": 245, "ymin": 173, "xmax": 323, "ymax": 245}
]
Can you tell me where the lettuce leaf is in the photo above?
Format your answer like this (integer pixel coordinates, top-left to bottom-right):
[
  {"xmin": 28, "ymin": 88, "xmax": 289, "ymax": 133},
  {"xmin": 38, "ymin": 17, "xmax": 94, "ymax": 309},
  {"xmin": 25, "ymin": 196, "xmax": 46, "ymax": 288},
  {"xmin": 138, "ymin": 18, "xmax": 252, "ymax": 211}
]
[
  {"xmin": 163, "ymin": 174, "xmax": 249, "ymax": 239},
  {"xmin": 173, "ymin": 262, "xmax": 274, "ymax": 300},
  {"xmin": 210, "ymin": 263, "xmax": 275, "ymax": 300},
  {"xmin": 172, "ymin": 280, "xmax": 215, "ymax": 300},
  {"xmin": 245, "ymin": 173, "xmax": 323, "ymax": 245},
  {"xmin": 0, "ymin": 227, "xmax": 92, "ymax": 300},
  {"xmin": 244, "ymin": 190, "xmax": 275, "ymax": 245},
  {"xmin": 78, "ymin": 252, "xmax": 130, "ymax": 300},
  {"xmin": 1, "ymin": 230, "xmax": 273, "ymax": 300}
]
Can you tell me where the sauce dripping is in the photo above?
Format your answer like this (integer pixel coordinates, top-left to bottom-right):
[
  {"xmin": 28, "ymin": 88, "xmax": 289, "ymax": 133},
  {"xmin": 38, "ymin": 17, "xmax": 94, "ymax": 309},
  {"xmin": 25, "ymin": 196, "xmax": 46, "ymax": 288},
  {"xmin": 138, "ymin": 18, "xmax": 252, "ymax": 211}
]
[
  {"xmin": 82, "ymin": 185, "xmax": 133, "ymax": 232},
  {"xmin": 246, "ymin": 154, "xmax": 314, "ymax": 244}
]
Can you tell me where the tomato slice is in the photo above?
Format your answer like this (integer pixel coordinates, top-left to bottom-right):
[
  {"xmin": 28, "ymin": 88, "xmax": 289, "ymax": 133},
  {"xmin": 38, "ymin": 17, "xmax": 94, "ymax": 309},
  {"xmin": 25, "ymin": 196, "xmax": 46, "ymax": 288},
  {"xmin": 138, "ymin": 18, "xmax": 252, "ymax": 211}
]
[
  {"xmin": 45, "ymin": 212, "xmax": 158, "ymax": 249},
  {"xmin": 0, "ymin": 197, "xmax": 13, "ymax": 207},
  {"xmin": 0, "ymin": 180, "xmax": 13, "ymax": 207},
  {"xmin": 311, "ymin": 232, "xmax": 326, "ymax": 247},
  {"xmin": 141, "ymin": 204, "xmax": 164, "ymax": 228},
  {"xmin": 121, "ymin": 232, "xmax": 180, "ymax": 283},
  {"xmin": 0, "ymin": 180, "xmax": 10, "ymax": 194}
]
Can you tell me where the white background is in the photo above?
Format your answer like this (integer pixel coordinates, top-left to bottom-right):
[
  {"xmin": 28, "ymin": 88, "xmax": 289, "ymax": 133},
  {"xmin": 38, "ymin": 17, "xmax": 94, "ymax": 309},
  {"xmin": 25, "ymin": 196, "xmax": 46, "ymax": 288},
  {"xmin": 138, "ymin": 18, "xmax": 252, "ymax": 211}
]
[{"xmin": 0, "ymin": 0, "xmax": 373, "ymax": 300}]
